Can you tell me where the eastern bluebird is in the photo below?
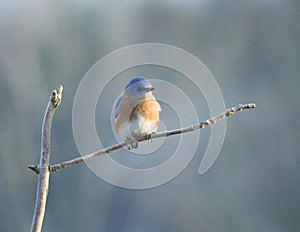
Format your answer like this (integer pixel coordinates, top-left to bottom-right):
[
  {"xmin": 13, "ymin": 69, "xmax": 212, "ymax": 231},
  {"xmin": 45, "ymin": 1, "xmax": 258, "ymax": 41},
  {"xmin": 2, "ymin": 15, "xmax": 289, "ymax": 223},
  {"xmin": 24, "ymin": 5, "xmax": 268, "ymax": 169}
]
[{"xmin": 114, "ymin": 77, "xmax": 161, "ymax": 149}]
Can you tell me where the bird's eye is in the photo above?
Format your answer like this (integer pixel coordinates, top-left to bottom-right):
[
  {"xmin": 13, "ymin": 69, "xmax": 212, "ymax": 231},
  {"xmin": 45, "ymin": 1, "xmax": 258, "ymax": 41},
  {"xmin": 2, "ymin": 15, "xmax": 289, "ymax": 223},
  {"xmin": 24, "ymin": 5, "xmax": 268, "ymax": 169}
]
[{"xmin": 135, "ymin": 87, "xmax": 141, "ymax": 92}]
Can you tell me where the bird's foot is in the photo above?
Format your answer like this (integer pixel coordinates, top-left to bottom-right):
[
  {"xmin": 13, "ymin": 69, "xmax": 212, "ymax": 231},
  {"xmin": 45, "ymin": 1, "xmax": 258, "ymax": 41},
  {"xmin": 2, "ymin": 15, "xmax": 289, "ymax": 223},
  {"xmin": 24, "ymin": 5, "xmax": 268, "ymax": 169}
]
[
  {"xmin": 147, "ymin": 132, "xmax": 156, "ymax": 144},
  {"xmin": 125, "ymin": 138, "xmax": 138, "ymax": 150}
]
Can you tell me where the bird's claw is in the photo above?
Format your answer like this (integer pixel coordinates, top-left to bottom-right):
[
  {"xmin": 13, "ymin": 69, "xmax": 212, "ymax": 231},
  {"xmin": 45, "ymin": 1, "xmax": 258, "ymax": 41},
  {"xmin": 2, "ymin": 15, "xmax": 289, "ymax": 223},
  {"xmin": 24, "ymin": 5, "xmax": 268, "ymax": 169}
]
[
  {"xmin": 147, "ymin": 132, "xmax": 155, "ymax": 144},
  {"xmin": 126, "ymin": 138, "xmax": 138, "ymax": 150}
]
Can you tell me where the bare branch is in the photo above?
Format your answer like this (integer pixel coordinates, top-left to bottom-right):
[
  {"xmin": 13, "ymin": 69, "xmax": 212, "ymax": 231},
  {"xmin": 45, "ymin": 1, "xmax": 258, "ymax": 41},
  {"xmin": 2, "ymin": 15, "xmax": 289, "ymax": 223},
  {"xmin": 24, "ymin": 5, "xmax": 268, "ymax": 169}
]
[
  {"xmin": 28, "ymin": 165, "xmax": 40, "ymax": 174},
  {"xmin": 28, "ymin": 85, "xmax": 255, "ymax": 232},
  {"xmin": 30, "ymin": 85, "xmax": 63, "ymax": 232},
  {"xmin": 29, "ymin": 103, "xmax": 256, "ymax": 174}
]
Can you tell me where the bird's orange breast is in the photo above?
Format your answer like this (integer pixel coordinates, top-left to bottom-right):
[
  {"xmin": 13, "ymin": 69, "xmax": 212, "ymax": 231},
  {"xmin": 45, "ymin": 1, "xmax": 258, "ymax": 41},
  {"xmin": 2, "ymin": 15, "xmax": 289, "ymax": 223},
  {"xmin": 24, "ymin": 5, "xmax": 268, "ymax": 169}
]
[
  {"xmin": 115, "ymin": 94, "xmax": 160, "ymax": 133},
  {"xmin": 134, "ymin": 99, "xmax": 160, "ymax": 121}
]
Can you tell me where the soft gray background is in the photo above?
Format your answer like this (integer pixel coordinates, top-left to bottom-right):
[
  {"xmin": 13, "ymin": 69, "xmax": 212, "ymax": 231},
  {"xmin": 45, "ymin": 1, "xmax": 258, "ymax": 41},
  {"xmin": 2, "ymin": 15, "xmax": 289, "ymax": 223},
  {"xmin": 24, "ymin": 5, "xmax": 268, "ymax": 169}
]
[{"xmin": 1, "ymin": 0, "xmax": 299, "ymax": 231}]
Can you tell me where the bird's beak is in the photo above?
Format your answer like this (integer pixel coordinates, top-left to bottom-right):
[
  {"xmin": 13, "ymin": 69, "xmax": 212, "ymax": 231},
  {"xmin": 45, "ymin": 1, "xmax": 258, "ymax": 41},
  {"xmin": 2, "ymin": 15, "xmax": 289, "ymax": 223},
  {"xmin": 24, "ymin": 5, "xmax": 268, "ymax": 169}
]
[{"xmin": 145, "ymin": 87, "xmax": 155, "ymax": 92}]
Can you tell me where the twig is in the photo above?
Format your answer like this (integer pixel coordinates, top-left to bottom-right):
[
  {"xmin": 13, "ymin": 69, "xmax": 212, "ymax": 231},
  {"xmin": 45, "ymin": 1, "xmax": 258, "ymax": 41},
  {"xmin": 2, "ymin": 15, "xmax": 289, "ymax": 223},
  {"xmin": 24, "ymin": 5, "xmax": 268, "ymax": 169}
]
[
  {"xmin": 28, "ymin": 103, "xmax": 256, "ymax": 174},
  {"xmin": 30, "ymin": 85, "xmax": 63, "ymax": 232}
]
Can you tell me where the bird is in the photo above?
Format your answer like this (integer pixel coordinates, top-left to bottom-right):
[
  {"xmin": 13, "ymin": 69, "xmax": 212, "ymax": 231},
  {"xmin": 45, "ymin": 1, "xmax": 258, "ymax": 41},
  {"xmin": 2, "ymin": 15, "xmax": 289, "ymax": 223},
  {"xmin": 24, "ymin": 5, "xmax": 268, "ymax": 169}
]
[{"xmin": 114, "ymin": 77, "xmax": 161, "ymax": 149}]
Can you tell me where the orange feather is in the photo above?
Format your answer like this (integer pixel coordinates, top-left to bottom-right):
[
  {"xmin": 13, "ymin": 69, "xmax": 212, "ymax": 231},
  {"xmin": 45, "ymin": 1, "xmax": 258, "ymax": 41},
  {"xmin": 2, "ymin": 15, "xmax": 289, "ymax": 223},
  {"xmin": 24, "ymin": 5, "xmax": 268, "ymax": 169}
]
[{"xmin": 115, "ymin": 94, "xmax": 160, "ymax": 133}]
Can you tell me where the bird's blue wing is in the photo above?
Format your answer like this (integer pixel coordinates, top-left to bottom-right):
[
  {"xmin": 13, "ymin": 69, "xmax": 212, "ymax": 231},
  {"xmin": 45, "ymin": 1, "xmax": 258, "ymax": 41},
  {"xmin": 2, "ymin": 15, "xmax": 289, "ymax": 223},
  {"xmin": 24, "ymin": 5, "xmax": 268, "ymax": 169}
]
[{"xmin": 114, "ymin": 96, "xmax": 122, "ymax": 119}]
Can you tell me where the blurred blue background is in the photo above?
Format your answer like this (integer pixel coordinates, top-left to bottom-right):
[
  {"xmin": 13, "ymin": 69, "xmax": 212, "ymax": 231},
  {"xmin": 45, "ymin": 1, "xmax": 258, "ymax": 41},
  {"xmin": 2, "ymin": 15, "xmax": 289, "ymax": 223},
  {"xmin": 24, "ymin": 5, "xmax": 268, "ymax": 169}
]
[{"xmin": 1, "ymin": 0, "xmax": 299, "ymax": 231}]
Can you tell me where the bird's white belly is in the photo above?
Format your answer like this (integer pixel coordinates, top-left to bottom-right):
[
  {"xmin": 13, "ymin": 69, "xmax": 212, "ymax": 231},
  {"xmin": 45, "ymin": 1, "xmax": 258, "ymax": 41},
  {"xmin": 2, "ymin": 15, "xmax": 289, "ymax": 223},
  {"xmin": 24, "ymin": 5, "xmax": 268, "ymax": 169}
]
[{"xmin": 117, "ymin": 113, "xmax": 158, "ymax": 140}]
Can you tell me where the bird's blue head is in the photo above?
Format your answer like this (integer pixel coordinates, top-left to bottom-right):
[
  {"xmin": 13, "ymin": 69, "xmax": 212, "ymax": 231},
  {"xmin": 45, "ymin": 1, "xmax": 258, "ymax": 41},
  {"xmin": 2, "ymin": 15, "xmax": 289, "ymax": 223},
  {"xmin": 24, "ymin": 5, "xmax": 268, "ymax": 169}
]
[{"xmin": 124, "ymin": 77, "xmax": 154, "ymax": 98}]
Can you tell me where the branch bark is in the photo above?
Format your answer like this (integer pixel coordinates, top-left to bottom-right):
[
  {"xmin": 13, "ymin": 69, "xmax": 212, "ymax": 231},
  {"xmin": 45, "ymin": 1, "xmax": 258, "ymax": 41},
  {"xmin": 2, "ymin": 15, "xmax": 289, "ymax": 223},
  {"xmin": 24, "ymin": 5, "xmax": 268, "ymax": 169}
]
[
  {"xmin": 30, "ymin": 85, "xmax": 63, "ymax": 232},
  {"xmin": 29, "ymin": 102, "xmax": 256, "ymax": 174}
]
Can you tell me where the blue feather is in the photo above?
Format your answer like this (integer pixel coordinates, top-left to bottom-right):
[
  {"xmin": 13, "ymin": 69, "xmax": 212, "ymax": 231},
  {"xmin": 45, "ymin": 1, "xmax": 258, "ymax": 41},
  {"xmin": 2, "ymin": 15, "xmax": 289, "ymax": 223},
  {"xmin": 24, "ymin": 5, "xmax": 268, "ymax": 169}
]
[
  {"xmin": 114, "ymin": 96, "xmax": 122, "ymax": 119},
  {"xmin": 125, "ymin": 77, "xmax": 147, "ymax": 89}
]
